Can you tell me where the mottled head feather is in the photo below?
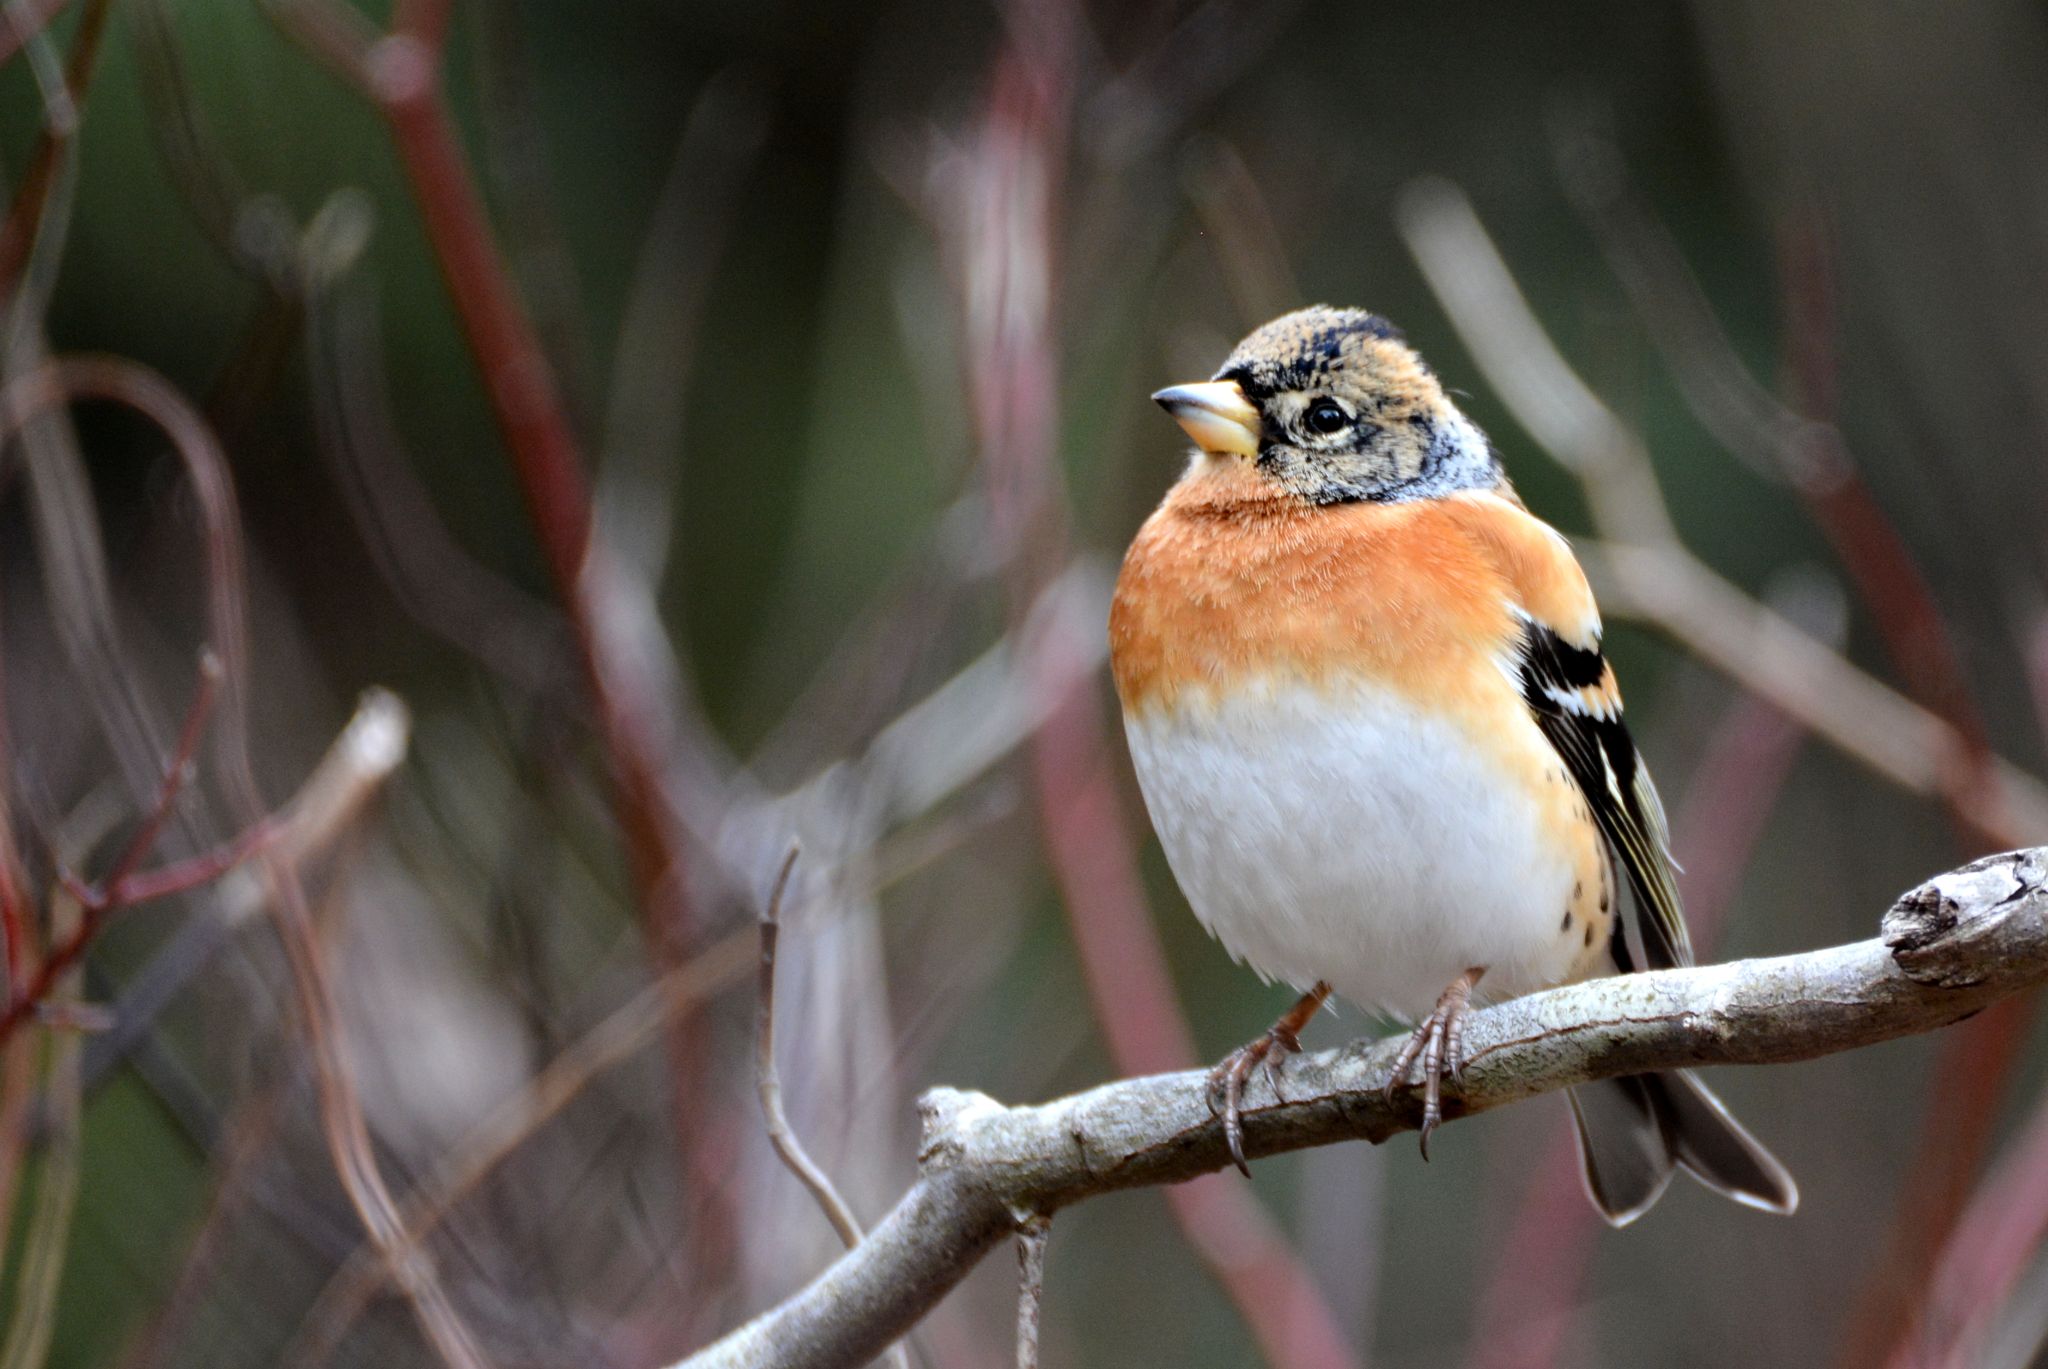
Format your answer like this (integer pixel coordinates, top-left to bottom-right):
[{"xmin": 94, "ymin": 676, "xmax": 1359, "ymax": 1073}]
[{"xmin": 1209, "ymin": 305, "xmax": 1503, "ymax": 505}]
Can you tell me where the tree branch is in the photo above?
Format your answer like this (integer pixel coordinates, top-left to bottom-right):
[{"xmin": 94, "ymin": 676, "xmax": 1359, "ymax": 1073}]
[{"xmin": 673, "ymin": 847, "xmax": 2048, "ymax": 1369}]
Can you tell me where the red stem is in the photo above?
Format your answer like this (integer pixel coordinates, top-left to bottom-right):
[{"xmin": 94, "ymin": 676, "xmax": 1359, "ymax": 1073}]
[
  {"xmin": 0, "ymin": 855, "xmax": 21, "ymax": 1002},
  {"xmin": 0, "ymin": 817, "xmax": 278, "ymax": 1045},
  {"xmin": 375, "ymin": 43, "xmax": 692, "ymax": 935},
  {"xmin": 0, "ymin": 0, "xmax": 110, "ymax": 298},
  {"xmin": 333, "ymin": 21, "xmax": 727, "ymax": 1339},
  {"xmin": 1774, "ymin": 218, "xmax": 2026, "ymax": 1369},
  {"xmin": 1896, "ymin": 1079, "xmax": 2048, "ymax": 1366},
  {"xmin": 99, "ymin": 651, "xmax": 222, "ymax": 895}
]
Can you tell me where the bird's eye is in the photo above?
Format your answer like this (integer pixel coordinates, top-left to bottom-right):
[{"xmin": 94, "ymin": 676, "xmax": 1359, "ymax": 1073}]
[{"xmin": 1303, "ymin": 400, "xmax": 1349, "ymax": 436}]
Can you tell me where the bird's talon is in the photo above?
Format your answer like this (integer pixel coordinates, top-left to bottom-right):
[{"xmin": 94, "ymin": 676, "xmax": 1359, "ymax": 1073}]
[
  {"xmin": 1203, "ymin": 983, "xmax": 1332, "ymax": 1176},
  {"xmin": 1389, "ymin": 968, "xmax": 1484, "ymax": 1156},
  {"xmin": 1205, "ymin": 1041, "xmax": 1263, "ymax": 1176},
  {"xmin": 1222, "ymin": 1069, "xmax": 1251, "ymax": 1176}
]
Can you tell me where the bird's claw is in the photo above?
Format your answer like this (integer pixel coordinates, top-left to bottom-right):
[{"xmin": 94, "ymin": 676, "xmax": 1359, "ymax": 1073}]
[
  {"xmin": 1382, "ymin": 967, "xmax": 1485, "ymax": 1161},
  {"xmin": 1205, "ymin": 983, "xmax": 1331, "ymax": 1177},
  {"xmin": 1206, "ymin": 1032, "xmax": 1288, "ymax": 1178}
]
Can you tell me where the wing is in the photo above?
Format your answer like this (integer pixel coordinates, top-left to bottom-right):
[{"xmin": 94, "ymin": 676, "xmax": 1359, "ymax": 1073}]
[
  {"xmin": 1439, "ymin": 489, "xmax": 1692, "ymax": 971},
  {"xmin": 1513, "ymin": 614, "xmax": 1693, "ymax": 972}
]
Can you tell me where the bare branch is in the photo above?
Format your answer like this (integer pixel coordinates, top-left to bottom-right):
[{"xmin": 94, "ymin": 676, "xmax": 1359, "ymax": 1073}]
[{"xmin": 673, "ymin": 848, "xmax": 2048, "ymax": 1369}]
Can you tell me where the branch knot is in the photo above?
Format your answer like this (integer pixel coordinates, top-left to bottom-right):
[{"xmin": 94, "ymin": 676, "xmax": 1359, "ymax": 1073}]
[
  {"xmin": 1884, "ymin": 849, "xmax": 2048, "ymax": 988},
  {"xmin": 916, "ymin": 1086, "xmax": 1001, "ymax": 1167}
]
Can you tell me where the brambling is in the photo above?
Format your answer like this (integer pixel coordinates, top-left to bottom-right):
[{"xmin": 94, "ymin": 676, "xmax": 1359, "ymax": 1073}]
[{"xmin": 1111, "ymin": 306, "xmax": 1796, "ymax": 1224}]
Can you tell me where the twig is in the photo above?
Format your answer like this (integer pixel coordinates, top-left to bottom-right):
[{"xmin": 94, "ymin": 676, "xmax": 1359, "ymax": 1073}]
[
  {"xmin": 755, "ymin": 847, "xmax": 865, "ymax": 1249},
  {"xmin": 0, "ymin": 575, "xmax": 22, "ymax": 1012},
  {"xmin": 304, "ymin": 277, "xmax": 570, "ymax": 695},
  {"xmin": 751, "ymin": 847, "xmax": 914, "ymax": 1369},
  {"xmin": 596, "ymin": 68, "xmax": 768, "ymax": 584},
  {"xmin": 0, "ymin": 885, "xmax": 82, "ymax": 1369},
  {"xmin": 97, "ymin": 651, "xmax": 223, "ymax": 895},
  {"xmin": 0, "ymin": 0, "xmax": 100, "ymax": 299},
  {"xmin": 286, "ymin": 927, "xmax": 757, "ymax": 1366},
  {"xmin": 672, "ymin": 848, "xmax": 2048, "ymax": 1369},
  {"xmin": 0, "ymin": 802, "xmax": 112, "ymax": 1366},
  {"xmin": 0, "ymin": 816, "xmax": 276, "ymax": 1044},
  {"xmin": 2, "ymin": 5, "xmax": 177, "ymax": 817},
  {"xmin": 13, "ymin": 352, "xmax": 488, "ymax": 1369},
  {"xmin": 1013, "ymin": 1215, "xmax": 1050, "ymax": 1369},
  {"xmin": 0, "ymin": 643, "xmax": 226, "ymax": 1038},
  {"xmin": 113, "ymin": 1087, "xmax": 288, "ymax": 1369}
]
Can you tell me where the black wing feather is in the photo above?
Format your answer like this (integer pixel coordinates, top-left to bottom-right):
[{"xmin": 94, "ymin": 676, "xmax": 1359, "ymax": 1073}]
[{"xmin": 1514, "ymin": 619, "xmax": 1692, "ymax": 972}]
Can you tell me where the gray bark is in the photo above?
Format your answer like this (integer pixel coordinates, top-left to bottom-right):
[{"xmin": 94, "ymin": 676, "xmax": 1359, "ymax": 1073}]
[{"xmin": 675, "ymin": 848, "xmax": 2048, "ymax": 1369}]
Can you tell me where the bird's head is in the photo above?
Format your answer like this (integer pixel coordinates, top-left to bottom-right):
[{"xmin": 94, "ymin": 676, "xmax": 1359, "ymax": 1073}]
[{"xmin": 1152, "ymin": 305, "xmax": 1502, "ymax": 505}]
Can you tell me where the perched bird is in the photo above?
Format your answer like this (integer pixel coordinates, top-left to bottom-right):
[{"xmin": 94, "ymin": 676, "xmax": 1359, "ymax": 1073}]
[{"xmin": 1110, "ymin": 305, "xmax": 1796, "ymax": 1224}]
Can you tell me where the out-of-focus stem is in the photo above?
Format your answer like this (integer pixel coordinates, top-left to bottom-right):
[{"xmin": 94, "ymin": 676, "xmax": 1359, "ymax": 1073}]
[
  {"xmin": 267, "ymin": 5, "xmax": 730, "ymax": 1321},
  {"xmin": 959, "ymin": 19, "xmax": 1361, "ymax": 1368}
]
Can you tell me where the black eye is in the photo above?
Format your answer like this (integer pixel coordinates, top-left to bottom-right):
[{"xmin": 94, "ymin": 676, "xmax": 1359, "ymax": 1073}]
[{"xmin": 1303, "ymin": 400, "xmax": 1349, "ymax": 435}]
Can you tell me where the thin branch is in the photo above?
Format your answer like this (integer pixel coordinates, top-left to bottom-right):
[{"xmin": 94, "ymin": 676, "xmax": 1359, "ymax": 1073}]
[
  {"xmin": 0, "ymin": 0, "xmax": 99, "ymax": 298},
  {"xmin": 97, "ymin": 651, "xmax": 223, "ymax": 895},
  {"xmin": 1013, "ymin": 1215, "xmax": 1050, "ymax": 1369},
  {"xmin": 755, "ymin": 848, "xmax": 865, "ymax": 1250},
  {"xmin": 0, "ymin": 885, "xmax": 83, "ymax": 1369},
  {"xmin": 752, "ymin": 847, "xmax": 913, "ymax": 1369},
  {"xmin": 287, "ymin": 927, "xmax": 758, "ymax": 1366},
  {"xmin": 8, "ymin": 353, "xmax": 488, "ymax": 1369},
  {"xmin": 0, "ymin": 649, "xmax": 236, "ymax": 1042},
  {"xmin": 674, "ymin": 848, "xmax": 2048, "ymax": 1369}
]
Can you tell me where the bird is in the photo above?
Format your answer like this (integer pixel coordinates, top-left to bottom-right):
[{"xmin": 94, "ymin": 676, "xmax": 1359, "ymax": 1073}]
[{"xmin": 1109, "ymin": 304, "xmax": 1796, "ymax": 1225}]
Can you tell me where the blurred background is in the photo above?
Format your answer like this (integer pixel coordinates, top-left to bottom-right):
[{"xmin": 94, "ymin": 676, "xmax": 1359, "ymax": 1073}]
[{"xmin": 3, "ymin": 0, "xmax": 2048, "ymax": 1365}]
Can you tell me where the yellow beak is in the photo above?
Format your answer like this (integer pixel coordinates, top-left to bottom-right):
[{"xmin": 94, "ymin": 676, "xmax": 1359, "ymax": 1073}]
[{"xmin": 1151, "ymin": 380, "xmax": 1261, "ymax": 458}]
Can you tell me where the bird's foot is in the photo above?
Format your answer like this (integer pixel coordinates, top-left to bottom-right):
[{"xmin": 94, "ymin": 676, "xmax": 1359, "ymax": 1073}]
[
  {"xmin": 1383, "ymin": 967, "xmax": 1487, "ymax": 1160},
  {"xmin": 1206, "ymin": 981, "xmax": 1332, "ymax": 1177}
]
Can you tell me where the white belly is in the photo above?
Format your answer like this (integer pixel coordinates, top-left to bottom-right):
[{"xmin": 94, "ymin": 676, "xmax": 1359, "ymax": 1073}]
[{"xmin": 1125, "ymin": 678, "xmax": 1582, "ymax": 1021}]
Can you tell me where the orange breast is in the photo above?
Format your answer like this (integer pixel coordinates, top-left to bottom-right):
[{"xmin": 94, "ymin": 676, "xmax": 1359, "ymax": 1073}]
[
  {"xmin": 1109, "ymin": 466, "xmax": 1618, "ymax": 985},
  {"xmin": 1110, "ymin": 471, "xmax": 1523, "ymax": 722}
]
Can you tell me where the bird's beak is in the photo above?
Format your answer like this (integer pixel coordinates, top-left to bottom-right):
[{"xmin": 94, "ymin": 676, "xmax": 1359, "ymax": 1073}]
[{"xmin": 1151, "ymin": 380, "xmax": 1260, "ymax": 458}]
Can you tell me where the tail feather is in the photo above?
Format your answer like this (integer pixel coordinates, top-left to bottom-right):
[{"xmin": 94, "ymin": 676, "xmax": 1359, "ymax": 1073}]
[
  {"xmin": 1567, "ymin": 1071, "xmax": 1796, "ymax": 1226},
  {"xmin": 1654, "ymin": 1070, "xmax": 1799, "ymax": 1214},
  {"xmin": 1567, "ymin": 1076, "xmax": 1674, "ymax": 1227}
]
